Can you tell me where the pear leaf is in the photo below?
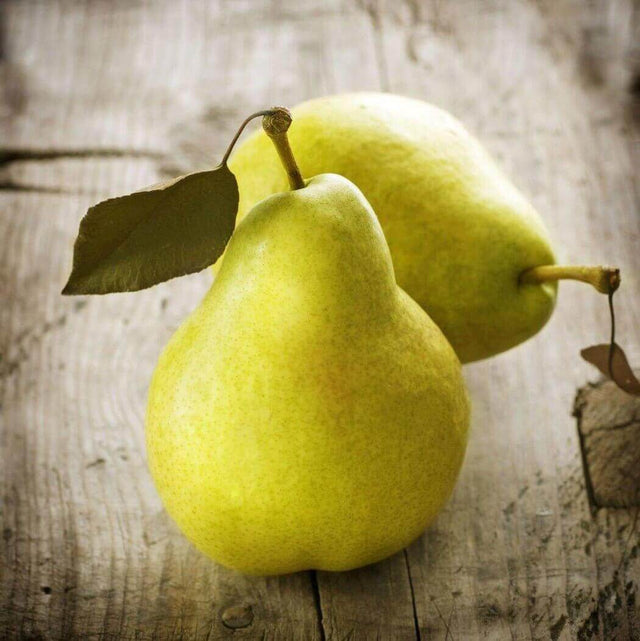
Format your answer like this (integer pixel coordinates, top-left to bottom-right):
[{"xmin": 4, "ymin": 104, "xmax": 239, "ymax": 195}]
[
  {"xmin": 581, "ymin": 343, "xmax": 640, "ymax": 396},
  {"xmin": 62, "ymin": 164, "xmax": 238, "ymax": 294}
]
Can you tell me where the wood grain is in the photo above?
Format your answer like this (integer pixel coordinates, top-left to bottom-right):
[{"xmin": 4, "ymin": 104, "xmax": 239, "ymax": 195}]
[{"xmin": 1, "ymin": 1, "xmax": 639, "ymax": 639}]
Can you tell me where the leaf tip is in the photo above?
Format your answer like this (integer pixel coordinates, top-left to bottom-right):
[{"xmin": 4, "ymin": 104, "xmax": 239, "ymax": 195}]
[{"xmin": 61, "ymin": 274, "xmax": 82, "ymax": 296}]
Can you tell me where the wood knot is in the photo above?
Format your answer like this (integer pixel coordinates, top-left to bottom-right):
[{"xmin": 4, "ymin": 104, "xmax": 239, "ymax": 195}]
[{"xmin": 221, "ymin": 603, "xmax": 254, "ymax": 629}]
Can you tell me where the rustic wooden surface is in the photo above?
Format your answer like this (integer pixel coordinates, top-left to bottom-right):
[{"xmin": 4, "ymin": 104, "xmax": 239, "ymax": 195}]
[
  {"xmin": 575, "ymin": 378, "xmax": 640, "ymax": 509},
  {"xmin": 1, "ymin": 1, "xmax": 639, "ymax": 639}
]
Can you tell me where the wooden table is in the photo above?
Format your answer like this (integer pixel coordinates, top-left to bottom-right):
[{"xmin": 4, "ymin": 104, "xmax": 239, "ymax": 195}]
[{"xmin": 1, "ymin": 1, "xmax": 639, "ymax": 639}]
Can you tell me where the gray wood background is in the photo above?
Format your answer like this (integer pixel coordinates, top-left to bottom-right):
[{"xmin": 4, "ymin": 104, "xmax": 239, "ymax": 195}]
[{"xmin": 1, "ymin": 1, "xmax": 639, "ymax": 639}]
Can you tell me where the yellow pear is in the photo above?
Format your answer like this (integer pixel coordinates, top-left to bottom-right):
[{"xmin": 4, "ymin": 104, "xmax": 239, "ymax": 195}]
[
  {"xmin": 227, "ymin": 93, "xmax": 558, "ymax": 362},
  {"xmin": 147, "ymin": 173, "xmax": 470, "ymax": 575}
]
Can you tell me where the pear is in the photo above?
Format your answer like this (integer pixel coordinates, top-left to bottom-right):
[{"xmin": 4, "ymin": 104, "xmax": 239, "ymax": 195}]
[
  {"xmin": 146, "ymin": 173, "xmax": 470, "ymax": 575},
  {"xmin": 226, "ymin": 93, "xmax": 560, "ymax": 363}
]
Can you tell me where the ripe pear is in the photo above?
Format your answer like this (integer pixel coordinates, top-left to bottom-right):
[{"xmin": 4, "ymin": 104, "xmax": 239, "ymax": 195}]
[
  {"xmin": 146, "ymin": 173, "xmax": 470, "ymax": 575},
  {"xmin": 226, "ymin": 93, "xmax": 558, "ymax": 363}
]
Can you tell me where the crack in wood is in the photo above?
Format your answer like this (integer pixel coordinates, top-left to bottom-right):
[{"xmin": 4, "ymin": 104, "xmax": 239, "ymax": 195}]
[
  {"xmin": 586, "ymin": 416, "xmax": 640, "ymax": 435},
  {"xmin": 576, "ymin": 405, "xmax": 600, "ymax": 512},
  {"xmin": 403, "ymin": 550, "xmax": 422, "ymax": 641},
  {"xmin": 0, "ymin": 148, "xmax": 165, "ymax": 167},
  {"xmin": 0, "ymin": 180, "xmax": 76, "ymax": 195},
  {"xmin": 0, "ymin": 148, "xmax": 167, "ymax": 194},
  {"xmin": 309, "ymin": 571, "xmax": 327, "ymax": 641}
]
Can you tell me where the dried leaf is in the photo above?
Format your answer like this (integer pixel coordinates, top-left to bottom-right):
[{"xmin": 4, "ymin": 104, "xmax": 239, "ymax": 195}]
[
  {"xmin": 62, "ymin": 165, "xmax": 238, "ymax": 294},
  {"xmin": 581, "ymin": 343, "xmax": 640, "ymax": 396}
]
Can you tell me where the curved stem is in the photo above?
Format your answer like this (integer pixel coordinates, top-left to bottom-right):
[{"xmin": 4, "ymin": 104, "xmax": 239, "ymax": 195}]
[
  {"xmin": 608, "ymin": 290, "xmax": 616, "ymax": 376},
  {"xmin": 262, "ymin": 107, "xmax": 305, "ymax": 190},
  {"xmin": 221, "ymin": 110, "xmax": 275, "ymax": 166},
  {"xmin": 519, "ymin": 264, "xmax": 620, "ymax": 294}
]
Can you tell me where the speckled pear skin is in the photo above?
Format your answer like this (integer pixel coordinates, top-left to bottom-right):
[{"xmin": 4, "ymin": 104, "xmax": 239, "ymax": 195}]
[
  {"xmin": 146, "ymin": 174, "xmax": 470, "ymax": 576},
  {"xmin": 226, "ymin": 93, "xmax": 557, "ymax": 363}
]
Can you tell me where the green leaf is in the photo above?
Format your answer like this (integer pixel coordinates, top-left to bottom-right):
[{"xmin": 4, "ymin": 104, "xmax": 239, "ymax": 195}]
[{"xmin": 62, "ymin": 164, "xmax": 238, "ymax": 294}]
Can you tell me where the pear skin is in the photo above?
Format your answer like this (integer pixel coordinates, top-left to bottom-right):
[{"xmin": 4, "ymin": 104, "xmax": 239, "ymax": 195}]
[
  {"xmin": 147, "ymin": 174, "xmax": 470, "ymax": 575},
  {"xmin": 227, "ymin": 93, "xmax": 557, "ymax": 363}
]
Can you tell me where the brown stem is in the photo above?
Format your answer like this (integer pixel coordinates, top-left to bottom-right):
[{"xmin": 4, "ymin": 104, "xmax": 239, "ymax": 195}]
[
  {"xmin": 221, "ymin": 109, "xmax": 275, "ymax": 165},
  {"xmin": 519, "ymin": 265, "xmax": 620, "ymax": 294},
  {"xmin": 262, "ymin": 107, "xmax": 305, "ymax": 190}
]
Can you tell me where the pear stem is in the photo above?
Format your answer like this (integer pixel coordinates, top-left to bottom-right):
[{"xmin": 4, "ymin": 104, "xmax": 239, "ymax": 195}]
[
  {"xmin": 519, "ymin": 265, "xmax": 620, "ymax": 294},
  {"xmin": 221, "ymin": 109, "xmax": 275, "ymax": 165},
  {"xmin": 262, "ymin": 107, "xmax": 305, "ymax": 190}
]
